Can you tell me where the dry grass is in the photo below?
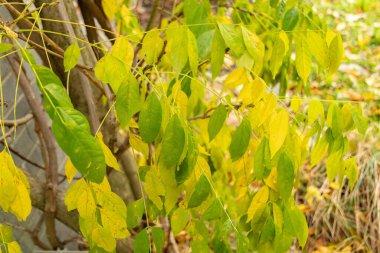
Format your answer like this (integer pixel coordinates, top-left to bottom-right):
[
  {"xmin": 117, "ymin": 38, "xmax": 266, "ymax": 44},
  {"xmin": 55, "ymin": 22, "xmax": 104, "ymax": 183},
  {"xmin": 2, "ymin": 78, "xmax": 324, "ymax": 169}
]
[{"xmin": 300, "ymin": 123, "xmax": 380, "ymax": 252}]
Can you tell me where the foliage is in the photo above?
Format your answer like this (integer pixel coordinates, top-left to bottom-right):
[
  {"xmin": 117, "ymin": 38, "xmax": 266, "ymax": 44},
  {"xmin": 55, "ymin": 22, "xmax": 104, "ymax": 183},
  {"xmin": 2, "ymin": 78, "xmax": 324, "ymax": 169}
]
[{"xmin": 0, "ymin": 0, "xmax": 372, "ymax": 252}]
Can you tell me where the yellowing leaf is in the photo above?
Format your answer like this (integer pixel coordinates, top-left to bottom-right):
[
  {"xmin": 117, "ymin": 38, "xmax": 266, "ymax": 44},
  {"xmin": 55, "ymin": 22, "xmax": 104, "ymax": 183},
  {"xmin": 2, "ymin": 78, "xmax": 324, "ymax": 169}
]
[
  {"xmin": 92, "ymin": 226, "xmax": 116, "ymax": 252},
  {"xmin": 65, "ymin": 178, "xmax": 88, "ymax": 211},
  {"xmin": 141, "ymin": 28, "xmax": 164, "ymax": 65},
  {"xmin": 96, "ymin": 132, "xmax": 120, "ymax": 171},
  {"xmin": 307, "ymin": 31, "xmax": 328, "ymax": 68},
  {"xmin": 344, "ymin": 157, "xmax": 358, "ymax": 190},
  {"xmin": 269, "ymin": 109, "xmax": 289, "ymax": 158},
  {"xmin": 270, "ymin": 31, "xmax": 289, "ymax": 78},
  {"xmin": 171, "ymin": 207, "xmax": 189, "ymax": 235},
  {"xmin": 308, "ymin": 100, "xmax": 324, "ymax": 126},
  {"xmin": 247, "ymin": 185, "xmax": 269, "ymax": 222},
  {"xmin": 101, "ymin": 191, "xmax": 130, "ymax": 238},
  {"xmin": 211, "ymin": 29, "xmax": 225, "ymax": 79},
  {"xmin": 310, "ymin": 133, "xmax": 329, "ymax": 167},
  {"xmin": 65, "ymin": 159, "xmax": 77, "ymax": 184},
  {"xmin": 130, "ymin": 133, "xmax": 149, "ymax": 158},
  {"xmin": 63, "ymin": 42, "xmax": 80, "ymax": 72},
  {"xmin": 102, "ymin": 0, "xmax": 123, "ymax": 19},
  {"xmin": 295, "ymin": 35, "xmax": 312, "ymax": 84},
  {"xmin": 327, "ymin": 32, "xmax": 344, "ymax": 77},
  {"xmin": 77, "ymin": 186, "xmax": 96, "ymax": 218},
  {"xmin": 111, "ymin": 36, "xmax": 134, "ymax": 69},
  {"xmin": 145, "ymin": 169, "xmax": 165, "ymax": 209}
]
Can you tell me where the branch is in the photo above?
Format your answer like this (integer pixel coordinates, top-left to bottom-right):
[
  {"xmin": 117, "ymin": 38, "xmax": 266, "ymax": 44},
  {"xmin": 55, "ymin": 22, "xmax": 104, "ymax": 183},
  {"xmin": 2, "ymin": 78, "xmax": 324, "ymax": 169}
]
[
  {"xmin": 0, "ymin": 113, "xmax": 33, "ymax": 126},
  {"xmin": 7, "ymin": 54, "xmax": 61, "ymax": 249}
]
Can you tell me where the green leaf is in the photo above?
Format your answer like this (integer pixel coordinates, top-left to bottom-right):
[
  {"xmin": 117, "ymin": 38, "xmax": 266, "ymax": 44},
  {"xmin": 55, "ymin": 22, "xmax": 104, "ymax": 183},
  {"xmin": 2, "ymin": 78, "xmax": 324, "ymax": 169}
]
[
  {"xmin": 269, "ymin": 109, "xmax": 289, "ymax": 158},
  {"xmin": 277, "ymin": 153, "xmax": 294, "ymax": 199},
  {"xmin": 270, "ymin": 31, "xmax": 289, "ymax": 78},
  {"xmin": 176, "ymin": 132, "xmax": 198, "ymax": 184},
  {"xmin": 217, "ymin": 22, "xmax": 245, "ymax": 57},
  {"xmin": 211, "ymin": 29, "xmax": 225, "ymax": 79},
  {"xmin": 152, "ymin": 227, "xmax": 165, "ymax": 253},
  {"xmin": 295, "ymin": 35, "xmax": 312, "ymax": 84},
  {"xmin": 241, "ymin": 27, "xmax": 264, "ymax": 71},
  {"xmin": 116, "ymin": 75, "xmax": 141, "ymax": 128},
  {"xmin": 326, "ymin": 151, "xmax": 343, "ymax": 183},
  {"xmin": 311, "ymin": 133, "xmax": 329, "ymax": 167},
  {"xmin": 64, "ymin": 42, "xmax": 80, "ymax": 72},
  {"xmin": 327, "ymin": 33, "xmax": 344, "ymax": 77},
  {"xmin": 0, "ymin": 224, "xmax": 13, "ymax": 243},
  {"xmin": 134, "ymin": 229, "xmax": 150, "ymax": 253},
  {"xmin": 208, "ymin": 104, "xmax": 227, "ymax": 141},
  {"xmin": 282, "ymin": 8, "xmax": 299, "ymax": 31},
  {"xmin": 139, "ymin": 93, "xmax": 162, "ymax": 143},
  {"xmin": 187, "ymin": 29, "xmax": 199, "ymax": 75},
  {"xmin": 229, "ymin": 117, "xmax": 251, "ymax": 161},
  {"xmin": 43, "ymin": 83, "xmax": 73, "ymax": 118},
  {"xmin": 351, "ymin": 106, "xmax": 368, "ymax": 135},
  {"xmin": 202, "ymin": 199, "xmax": 223, "ymax": 221},
  {"xmin": 52, "ymin": 107, "xmax": 106, "ymax": 183},
  {"xmin": 0, "ymin": 43, "xmax": 13, "ymax": 54},
  {"xmin": 141, "ymin": 28, "xmax": 164, "ymax": 65},
  {"xmin": 171, "ymin": 207, "xmax": 189, "ymax": 235},
  {"xmin": 159, "ymin": 115, "xmax": 186, "ymax": 169},
  {"xmin": 344, "ymin": 157, "xmax": 358, "ymax": 190},
  {"xmin": 285, "ymin": 206, "xmax": 308, "ymax": 248},
  {"xmin": 188, "ymin": 175, "xmax": 211, "ymax": 208},
  {"xmin": 184, "ymin": 0, "xmax": 211, "ymax": 36},
  {"xmin": 127, "ymin": 198, "xmax": 145, "ymax": 228},
  {"xmin": 272, "ymin": 203, "xmax": 283, "ymax": 235},
  {"xmin": 327, "ymin": 103, "xmax": 343, "ymax": 138},
  {"xmin": 254, "ymin": 137, "xmax": 271, "ymax": 180},
  {"xmin": 34, "ymin": 65, "xmax": 63, "ymax": 87}
]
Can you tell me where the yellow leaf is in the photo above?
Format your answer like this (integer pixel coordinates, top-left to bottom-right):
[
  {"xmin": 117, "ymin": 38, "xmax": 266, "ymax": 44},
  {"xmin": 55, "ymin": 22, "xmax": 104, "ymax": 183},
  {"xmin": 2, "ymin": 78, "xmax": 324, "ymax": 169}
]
[
  {"xmin": 290, "ymin": 96, "xmax": 302, "ymax": 112},
  {"xmin": 247, "ymin": 185, "xmax": 269, "ymax": 222},
  {"xmin": 224, "ymin": 67, "xmax": 249, "ymax": 90},
  {"xmin": 7, "ymin": 241, "xmax": 21, "ymax": 253},
  {"xmin": 0, "ymin": 152, "xmax": 17, "ymax": 211},
  {"xmin": 77, "ymin": 186, "xmax": 97, "ymax": 218},
  {"xmin": 269, "ymin": 109, "xmax": 289, "ymax": 157},
  {"xmin": 96, "ymin": 132, "xmax": 120, "ymax": 171},
  {"xmin": 9, "ymin": 179, "xmax": 31, "ymax": 221},
  {"xmin": 65, "ymin": 159, "xmax": 77, "ymax": 184}
]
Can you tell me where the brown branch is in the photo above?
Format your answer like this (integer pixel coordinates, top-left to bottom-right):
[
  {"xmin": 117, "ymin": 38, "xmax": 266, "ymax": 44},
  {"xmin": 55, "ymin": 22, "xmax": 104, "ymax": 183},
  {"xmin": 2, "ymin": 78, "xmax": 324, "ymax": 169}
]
[
  {"xmin": 7, "ymin": 54, "xmax": 62, "ymax": 249},
  {"xmin": 0, "ymin": 113, "xmax": 33, "ymax": 126}
]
